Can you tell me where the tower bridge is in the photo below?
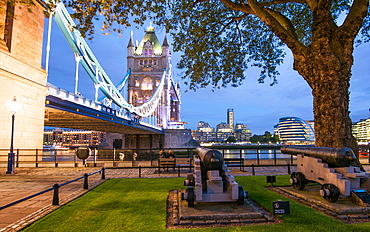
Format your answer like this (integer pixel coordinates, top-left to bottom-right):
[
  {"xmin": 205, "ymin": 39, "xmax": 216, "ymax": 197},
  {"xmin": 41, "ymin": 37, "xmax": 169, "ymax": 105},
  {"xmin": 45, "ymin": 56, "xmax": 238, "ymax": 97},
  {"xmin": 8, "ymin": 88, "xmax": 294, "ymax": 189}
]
[{"xmin": 0, "ymin": 1, "xmax": 197, "ymax": 150}]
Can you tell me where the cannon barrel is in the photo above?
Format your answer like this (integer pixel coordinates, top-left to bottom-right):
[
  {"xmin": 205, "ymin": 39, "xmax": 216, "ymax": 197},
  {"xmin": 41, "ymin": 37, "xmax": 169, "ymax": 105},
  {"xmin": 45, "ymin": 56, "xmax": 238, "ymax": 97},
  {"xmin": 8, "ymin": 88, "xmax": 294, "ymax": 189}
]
[
  {"xmin": 281, "ymin": 146, "xmax": 356, "ymax": 167},
  {"xmin": 195, "ymin": 147, "xmax": 224, "ymax": 171}
]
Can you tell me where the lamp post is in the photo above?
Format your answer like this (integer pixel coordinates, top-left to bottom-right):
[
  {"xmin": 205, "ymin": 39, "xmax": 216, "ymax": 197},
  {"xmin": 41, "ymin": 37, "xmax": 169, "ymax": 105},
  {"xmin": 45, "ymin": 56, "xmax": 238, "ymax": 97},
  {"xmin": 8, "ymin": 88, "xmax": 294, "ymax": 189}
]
[{"xmin": 7, "ymin": 96, "xmax": 18, "ymax": 174}]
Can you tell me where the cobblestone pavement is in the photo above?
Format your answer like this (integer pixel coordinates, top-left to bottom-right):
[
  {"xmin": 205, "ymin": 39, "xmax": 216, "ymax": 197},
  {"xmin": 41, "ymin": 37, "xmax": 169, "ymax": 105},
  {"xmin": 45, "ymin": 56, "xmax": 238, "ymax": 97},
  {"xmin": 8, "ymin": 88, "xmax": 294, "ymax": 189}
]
[{"xmin": 0, "ymin": 165, "xmax": 369, "ymax": 231}]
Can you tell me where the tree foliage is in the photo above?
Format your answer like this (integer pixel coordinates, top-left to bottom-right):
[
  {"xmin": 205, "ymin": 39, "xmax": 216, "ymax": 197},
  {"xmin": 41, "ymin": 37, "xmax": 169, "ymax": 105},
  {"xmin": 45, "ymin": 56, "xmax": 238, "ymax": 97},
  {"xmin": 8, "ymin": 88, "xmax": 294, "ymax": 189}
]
[
  {"xmin": 250, "ymin": 131, "xmax": 279, "ymax": 144},
  {"xmin": 56, "ymin": 0, "xmax": 370, "ymax": 90},
  {"xmin": 226, "ymin": 136, "xmax": 237, "ymax": 143}
]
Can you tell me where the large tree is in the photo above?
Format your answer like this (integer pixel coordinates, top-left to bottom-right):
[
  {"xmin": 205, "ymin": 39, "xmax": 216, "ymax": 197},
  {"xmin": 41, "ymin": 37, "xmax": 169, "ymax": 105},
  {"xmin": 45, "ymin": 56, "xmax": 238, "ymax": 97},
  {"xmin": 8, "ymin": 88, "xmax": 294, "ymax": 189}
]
[{"xmin": 60, "ymin": 1, "xmax": 369, "ymax": 158}]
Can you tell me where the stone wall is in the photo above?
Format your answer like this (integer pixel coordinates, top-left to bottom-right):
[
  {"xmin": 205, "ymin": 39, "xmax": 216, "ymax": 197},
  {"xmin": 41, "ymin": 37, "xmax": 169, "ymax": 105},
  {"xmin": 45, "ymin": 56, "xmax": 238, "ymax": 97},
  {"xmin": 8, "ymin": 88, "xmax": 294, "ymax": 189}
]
[
  {"xmin": 163, "ymin": 129, "xmax": 199, "ymax": 148},
  {"xmin": 0, "ymin": 1, "xmax": 46, "ymax": 150}
]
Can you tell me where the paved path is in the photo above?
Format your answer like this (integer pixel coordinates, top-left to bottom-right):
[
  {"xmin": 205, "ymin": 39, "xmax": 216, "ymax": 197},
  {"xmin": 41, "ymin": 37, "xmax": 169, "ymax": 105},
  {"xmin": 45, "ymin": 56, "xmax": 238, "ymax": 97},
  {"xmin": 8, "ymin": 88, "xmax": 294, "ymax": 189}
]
[{"xmin": 1, "ymin": 165, "xmax": 368, "ymax": 231}]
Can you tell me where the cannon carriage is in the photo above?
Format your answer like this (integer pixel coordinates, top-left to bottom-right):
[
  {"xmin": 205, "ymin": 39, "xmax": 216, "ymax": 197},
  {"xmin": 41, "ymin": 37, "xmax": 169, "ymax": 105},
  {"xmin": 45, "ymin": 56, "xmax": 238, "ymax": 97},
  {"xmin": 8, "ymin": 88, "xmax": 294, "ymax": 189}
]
[
  {"xmin": 282, "ymin": 146, "xmax": 370, "ymax": 204},
  {"xmin": 182, "ymin": 147, "xmax": 248, "ymax": 207}
]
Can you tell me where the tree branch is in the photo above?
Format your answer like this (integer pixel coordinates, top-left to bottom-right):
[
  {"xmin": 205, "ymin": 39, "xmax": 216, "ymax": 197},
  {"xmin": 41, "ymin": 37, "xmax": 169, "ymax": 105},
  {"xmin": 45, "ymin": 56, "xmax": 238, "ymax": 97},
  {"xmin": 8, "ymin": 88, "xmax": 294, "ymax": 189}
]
[
  {"xmin": 339, "ymin": 0, "xmax": 369, "ymax": 39},
  {"xmin": 262, "ymin": 0, "xmax": 306, "ymax": 7},
  {"xmin": 216, "ymin": 14, "xmax": 248, "ymax": 37},
  {"xmin": 223, "ymin": 0, "xmax": 306, "ymax": 54}
]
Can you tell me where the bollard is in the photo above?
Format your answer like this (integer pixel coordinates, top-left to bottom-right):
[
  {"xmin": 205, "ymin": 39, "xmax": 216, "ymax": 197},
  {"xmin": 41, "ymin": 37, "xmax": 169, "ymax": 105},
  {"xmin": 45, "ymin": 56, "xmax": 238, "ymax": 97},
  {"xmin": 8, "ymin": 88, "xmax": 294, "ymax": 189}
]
[
  {"xmin": 101, "ymin": 167, "xmax": 106, "ymax": 180},
  {"xmin": 252, "ymin": 164, "xmax": 255, "ymax": 176},
  {"xmin": 55, "ymin": 151, "xmax": 58, "ymax": 167},
  {"xmin": 52, "ymin": 184, "xmax": 60, "ymax": 205},
  {"xmin": 83, "ymin": 173, "xmax": 89, "ymax": 189},
  {"xmin": 139, "ymin": 166, "xmax": 142, "ymax": 178}
]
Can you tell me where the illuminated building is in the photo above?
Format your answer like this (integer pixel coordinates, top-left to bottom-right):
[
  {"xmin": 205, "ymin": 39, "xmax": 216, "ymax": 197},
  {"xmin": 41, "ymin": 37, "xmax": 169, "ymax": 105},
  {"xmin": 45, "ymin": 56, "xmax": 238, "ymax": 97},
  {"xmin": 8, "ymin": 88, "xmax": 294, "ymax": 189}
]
[
  {"xmin": 193, "ymin": 109, "xmax": 251, "ymax": 143},
  {"xmin": 217, "ymin": 122, "xmax": 233, "ymax": 133},
  {"xmin": 197, "ymin": 121, "xmax": 214, "ymax": 132},
  {"xmin": 277, "ymin": 117, "xmax": 315, "ymax": 144},
  {"xmin": 227, "ymin": 108, "xmax": 234, "ymax": 132},
  {"xmin": 44, "ymin": 128, "xmax": 106, "ymax": 147},
  {"xmin": 352, "ymin": 118, "xmax": 370, "ymax": 143}
]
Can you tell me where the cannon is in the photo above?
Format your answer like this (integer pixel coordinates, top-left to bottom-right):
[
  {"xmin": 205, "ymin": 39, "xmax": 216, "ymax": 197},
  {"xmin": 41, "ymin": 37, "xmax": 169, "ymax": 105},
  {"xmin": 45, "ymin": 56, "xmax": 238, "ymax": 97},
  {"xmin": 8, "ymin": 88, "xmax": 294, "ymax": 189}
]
[
  {"xmin": 182, "ymin": 147, "xmax": 248, "ymax": 207},
  {"xmin": 282, "ymin": 146, "xmax": 370, "ymax": 205}
]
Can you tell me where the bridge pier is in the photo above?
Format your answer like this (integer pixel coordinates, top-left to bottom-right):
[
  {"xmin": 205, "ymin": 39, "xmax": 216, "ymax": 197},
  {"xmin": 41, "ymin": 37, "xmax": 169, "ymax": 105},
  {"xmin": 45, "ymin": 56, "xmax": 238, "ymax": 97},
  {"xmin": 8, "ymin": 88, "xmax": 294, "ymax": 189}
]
[
  {"xmin": 100, "ymin": 133, "xmax": 162, "ymax": 150},
  {"xmin": 163, "ymin": 129, "xmax": 199, "ymax": 148}
]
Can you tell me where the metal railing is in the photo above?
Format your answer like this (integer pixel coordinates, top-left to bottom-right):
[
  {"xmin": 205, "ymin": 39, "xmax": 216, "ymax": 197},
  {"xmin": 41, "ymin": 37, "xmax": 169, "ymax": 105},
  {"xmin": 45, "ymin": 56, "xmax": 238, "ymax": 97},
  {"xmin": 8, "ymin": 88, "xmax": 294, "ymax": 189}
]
[
  {"xmin": 0, "ymin": 168, "xmax": 106, "ymax": 211},
  {"xmin": 0, "ymin": 146, "xmax": 368, "ymax": 168}
]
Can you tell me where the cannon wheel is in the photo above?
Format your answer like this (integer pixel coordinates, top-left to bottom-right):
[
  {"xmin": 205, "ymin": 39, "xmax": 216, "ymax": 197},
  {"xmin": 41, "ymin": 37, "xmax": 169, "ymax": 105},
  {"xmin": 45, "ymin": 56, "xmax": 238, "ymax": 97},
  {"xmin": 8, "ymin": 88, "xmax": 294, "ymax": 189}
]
[
  {"xmin": 236, "ymin": 185, "xmax": 245, "ymax": 205},
  {"xmin": 290, "ymin": 172, "xmax": 307, "ymax": 190},
  {"xmin": 187, "ymin": 187, "xmax": 195, "ymax": 207},
  {"xmin": 320, "ymin": 184, "xmax": 339, "ymax": 202},
  {"xmin": 187, "ymin": 174, "xmax": 195, "ymax": 186}
]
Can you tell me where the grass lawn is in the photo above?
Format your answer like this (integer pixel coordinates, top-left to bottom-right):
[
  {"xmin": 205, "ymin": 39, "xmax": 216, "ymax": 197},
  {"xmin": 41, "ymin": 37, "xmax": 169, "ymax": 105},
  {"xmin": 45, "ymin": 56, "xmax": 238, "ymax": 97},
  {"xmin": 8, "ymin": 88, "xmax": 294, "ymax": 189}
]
[{"xmin": 23, "ymin": 176, "xmax": 370, "ymax": 232}]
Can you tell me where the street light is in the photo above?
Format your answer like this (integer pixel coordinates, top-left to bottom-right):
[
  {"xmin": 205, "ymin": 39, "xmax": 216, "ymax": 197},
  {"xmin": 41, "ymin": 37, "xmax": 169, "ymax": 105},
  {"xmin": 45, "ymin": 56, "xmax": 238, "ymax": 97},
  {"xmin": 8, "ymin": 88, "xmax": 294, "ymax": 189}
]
[{"xmin": 7, "ymin": 96, "xmax": 18, "ymax": 174}]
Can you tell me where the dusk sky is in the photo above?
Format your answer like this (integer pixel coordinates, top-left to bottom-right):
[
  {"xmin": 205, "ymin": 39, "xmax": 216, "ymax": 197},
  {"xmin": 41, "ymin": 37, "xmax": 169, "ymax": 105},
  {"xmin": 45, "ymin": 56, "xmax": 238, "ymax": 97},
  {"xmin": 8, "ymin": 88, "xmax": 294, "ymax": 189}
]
[{"xmin": 43, "ymin": 18, "xmax": 370, "ymax": 135}]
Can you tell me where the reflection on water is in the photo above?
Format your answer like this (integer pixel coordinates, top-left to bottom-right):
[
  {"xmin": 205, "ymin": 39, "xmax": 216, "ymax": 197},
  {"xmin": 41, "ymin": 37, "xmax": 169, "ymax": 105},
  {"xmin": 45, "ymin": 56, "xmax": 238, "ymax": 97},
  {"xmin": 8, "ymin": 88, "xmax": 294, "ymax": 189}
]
[{"xmin": 42, "ymin": 150, "xmax": 77, "ymax": 162}]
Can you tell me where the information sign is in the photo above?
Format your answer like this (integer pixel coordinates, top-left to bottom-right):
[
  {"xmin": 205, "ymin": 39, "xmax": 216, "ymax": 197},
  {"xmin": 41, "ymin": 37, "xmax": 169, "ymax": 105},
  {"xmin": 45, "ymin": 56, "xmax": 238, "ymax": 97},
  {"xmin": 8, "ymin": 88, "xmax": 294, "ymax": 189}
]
[{"xmin": 273, "ymin": 201, "xmax": 290, "ymax": 215}]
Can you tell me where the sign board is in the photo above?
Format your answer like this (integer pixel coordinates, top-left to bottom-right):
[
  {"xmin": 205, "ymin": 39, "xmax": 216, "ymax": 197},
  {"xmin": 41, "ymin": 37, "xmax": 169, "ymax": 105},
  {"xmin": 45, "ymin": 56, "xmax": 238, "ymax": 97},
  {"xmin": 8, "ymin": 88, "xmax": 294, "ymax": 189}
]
[
  {"xmin": 273, "ymin": 201, "xmax": 290, "ymax": 215},
  {"xmin": 267, "ymin": 175, "xmax": 276, "ymax": 183}
]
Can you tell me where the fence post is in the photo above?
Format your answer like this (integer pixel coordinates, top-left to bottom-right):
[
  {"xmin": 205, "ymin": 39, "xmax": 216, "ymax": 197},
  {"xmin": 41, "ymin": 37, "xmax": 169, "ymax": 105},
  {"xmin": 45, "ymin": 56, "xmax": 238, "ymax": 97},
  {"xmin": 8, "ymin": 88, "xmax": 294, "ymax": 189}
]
[
  {"xmin": 83, "ymin": 173, "xmax": 89, "ymax": 189},
  {"xmin": 52, "ymin": 184, "xmax": 60, "ymax": 205},
  {"xmin": 257, "ymin": 149, "xmax": 260, "ymax": 165},
  {"xmin": 94, "ymin": 149, "xmax": 97, "ymax": 167},
  {"xmin": 101, "ymin": 168, "xmax": 106, "ymax": 180},
  {"xmin": 291, "ymin": 154, "xmax": 294, "ymax": 165},
  {"xmin": 252, "ymin": 164, "xmax": 255, "ymax": 176},
  {"xmin": 287, "ymin": 163, "xmax": 291, "ymax": 175},
  {"xmin": 112, "ymin": 148, "xmax": 115, "ymax": 167},
  {"xmin": 36, "ymin": 149, "xmax": 39, "ymax": 168},
  {"xmin": 274, "ymin": 148, "xmax": 277, "ymax": 165},
  {"xmin": 55, "ymin": 150, "xmax": 58, "ymax": 167},
  {"xmin": 139, "ymin": 166, "xmax": 142, "ymax": 178},
  {"xmin": 16, "ymin": 149, "xmax": 19, "ymax": 168},
  {"xmin": 178, "ymin": 166, "xmax": 180, "ymax": 177}
]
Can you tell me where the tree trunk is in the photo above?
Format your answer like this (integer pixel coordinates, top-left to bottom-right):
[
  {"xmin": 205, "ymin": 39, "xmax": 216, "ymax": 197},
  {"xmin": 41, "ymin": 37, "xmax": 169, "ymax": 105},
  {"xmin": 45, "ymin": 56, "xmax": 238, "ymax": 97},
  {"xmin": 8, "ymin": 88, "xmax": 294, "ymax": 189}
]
[{"xmin": 293, "ymin": 49, "xmax": 361, "ymax": 168}]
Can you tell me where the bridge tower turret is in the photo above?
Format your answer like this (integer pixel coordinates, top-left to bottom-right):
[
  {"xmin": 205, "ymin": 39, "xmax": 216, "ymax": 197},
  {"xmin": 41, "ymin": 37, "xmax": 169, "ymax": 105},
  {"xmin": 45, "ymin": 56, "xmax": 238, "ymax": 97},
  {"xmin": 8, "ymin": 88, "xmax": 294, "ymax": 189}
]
[
  {"xmin": 126, "ymin": 25, "xmax": 181, "ymax": 129},
  {"xmin": 127, "ymin": 31, "xmax": 135, "ymax": 69}
]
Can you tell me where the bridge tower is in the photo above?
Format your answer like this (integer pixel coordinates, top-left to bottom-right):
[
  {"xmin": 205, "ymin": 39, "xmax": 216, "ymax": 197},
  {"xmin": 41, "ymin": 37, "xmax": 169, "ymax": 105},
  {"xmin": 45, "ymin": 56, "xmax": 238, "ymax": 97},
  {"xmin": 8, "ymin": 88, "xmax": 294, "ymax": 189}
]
[
  {"xmin": 0, "ymin": 1, "xmax": 46, "ymax": 150},
  {"xmin": 127, "ymin": 25, "xmax": 181, "ymax": 129}
]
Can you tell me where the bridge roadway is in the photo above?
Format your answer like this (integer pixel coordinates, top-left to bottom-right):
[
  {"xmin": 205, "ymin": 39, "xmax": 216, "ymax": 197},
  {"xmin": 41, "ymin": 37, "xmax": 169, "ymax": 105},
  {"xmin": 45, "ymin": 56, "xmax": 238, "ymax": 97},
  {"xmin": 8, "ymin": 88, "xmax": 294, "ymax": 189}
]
[{"xmin": 45, "ymin": 95, "xmax": 163, "ymax": 135}]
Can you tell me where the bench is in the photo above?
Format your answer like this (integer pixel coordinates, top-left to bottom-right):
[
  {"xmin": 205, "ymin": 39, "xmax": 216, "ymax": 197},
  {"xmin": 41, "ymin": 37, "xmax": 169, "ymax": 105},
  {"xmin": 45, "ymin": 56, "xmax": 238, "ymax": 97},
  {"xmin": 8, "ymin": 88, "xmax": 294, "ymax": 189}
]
[
  {"xmin": 158, "ymin": 158, "xmax": 192, "ymax": 172},
  {"xmin": 174, "ymin": 158, "xmax": 192, "ymax": 171},
  {"xmin": 224, "ymin": 158, "xmax": 244, "ymax": 166},
  {"xmin": 158, "ymin": 158, "xmax": 176, "ymax": 171},
  {"xmin": 224, "ymin": 158, "xmax": 244, "ymax": 171}
]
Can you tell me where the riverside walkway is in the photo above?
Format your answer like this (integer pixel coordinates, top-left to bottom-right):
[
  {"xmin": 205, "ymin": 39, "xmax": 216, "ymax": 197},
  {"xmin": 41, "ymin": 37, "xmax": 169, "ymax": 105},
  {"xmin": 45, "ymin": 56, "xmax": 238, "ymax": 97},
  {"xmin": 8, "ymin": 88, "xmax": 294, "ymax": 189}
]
[{"xmin": 0, "ymin": 165, "xmax": 368, "ymax": 231}]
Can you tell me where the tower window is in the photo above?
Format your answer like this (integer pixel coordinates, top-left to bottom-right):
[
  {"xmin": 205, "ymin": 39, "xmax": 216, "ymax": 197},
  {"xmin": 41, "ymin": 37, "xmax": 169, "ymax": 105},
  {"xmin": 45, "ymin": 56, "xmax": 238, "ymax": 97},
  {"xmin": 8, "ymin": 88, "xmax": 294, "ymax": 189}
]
[{"xmin": 142, "ymin": 77, "xmax": 153, "ymax": 90}]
